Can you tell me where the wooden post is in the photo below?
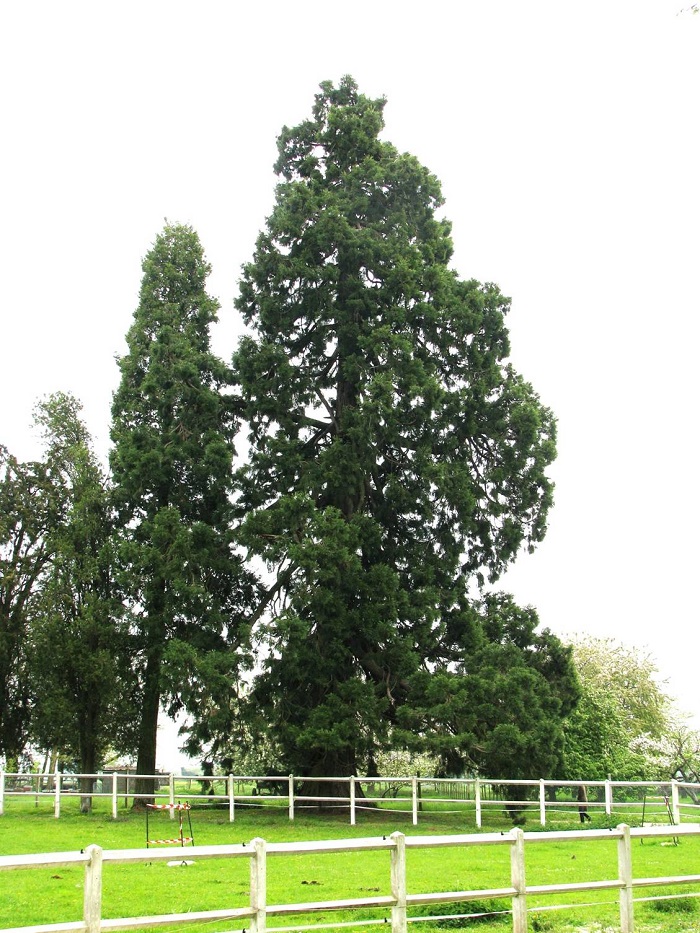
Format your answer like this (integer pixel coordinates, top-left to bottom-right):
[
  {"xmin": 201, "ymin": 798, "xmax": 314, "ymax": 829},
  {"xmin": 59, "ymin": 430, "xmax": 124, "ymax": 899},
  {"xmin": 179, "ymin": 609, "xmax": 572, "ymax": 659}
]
[
  {"xmin": 617, "ymin": 823, "xmax": 634, "ymax": 933},
  {"xmin": 350, "ymin": 775, "xmax": 356, "ymax": 826},
  {"xmin": 605, "ymin": 779, "xmax": 612, "ymax": 816},
  {"xmin": 228, "ymin": 773, "xmax": 235, "ymax": 823},
  {"xmin": 83, "ymin": 844, "xmax": 103, "ymax": 933},
  {"xmin": 111, "ymin": 772, "xmax": 118, "ymax": 819},
  {"xmin": 0, "ymin": 770, "xmax": 5, "ymax": 816},
  {"xmin": 169, "ymin": 773, "xmax": 175, "ymax": 819},
  {"xmin": 390, "ymin": 831, "xmax": 407, "ymax": 933},
  {"xmin": 250, "ymin": 837, "xmax": 267, "ymax": 933},
  {"xmin": 288, "ymin": 774, "xmax": 295, "ymax": 822},
  {"xmin": 539, "ymin": 779, "xmax": 546, "ymax": 826},
  {"xmin": 510, "ymin": 827, "xmax": 527, "ymax": 933},
  {"xmin": 411, "ymin": 776, "xmax": 418, "ymax": 826},
  {"xmin": 475, "ymin": 777, "xmax": 482, "ymax": 829},
  {"xmin": 54, "ymin": 770, "xmax": 61, "ymax": 819}
]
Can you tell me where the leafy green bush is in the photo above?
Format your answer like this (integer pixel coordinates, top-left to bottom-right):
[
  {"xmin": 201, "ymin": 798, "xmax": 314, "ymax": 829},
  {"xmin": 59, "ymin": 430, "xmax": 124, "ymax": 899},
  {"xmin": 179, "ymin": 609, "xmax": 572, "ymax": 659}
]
[{"xmin": 410, "ymin": 900, "xmax": 507, "ymax": 926}]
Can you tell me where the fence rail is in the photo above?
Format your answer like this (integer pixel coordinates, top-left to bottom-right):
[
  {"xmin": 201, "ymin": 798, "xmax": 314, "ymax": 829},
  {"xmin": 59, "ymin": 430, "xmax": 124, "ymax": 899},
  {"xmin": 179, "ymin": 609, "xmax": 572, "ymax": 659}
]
[
  {"xmin": 1, "ymin": 770, "xmax": 698, "ymax": 827},
  {"xmin": 2, "ymin": 823, "xmax": 700, "ymax": 933}
]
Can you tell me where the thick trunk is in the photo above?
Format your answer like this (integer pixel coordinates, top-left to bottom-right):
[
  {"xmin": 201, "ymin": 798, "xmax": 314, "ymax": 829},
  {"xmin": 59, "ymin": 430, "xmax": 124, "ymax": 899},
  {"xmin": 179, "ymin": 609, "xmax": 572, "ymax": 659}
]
[
  {"xmin": 79, "ymin": 739, "xmax": 98, "ymax": 814},
  {"xmin": 133, "ymin": 649, "xmax": 161, "ymax": 808},
  {"xmin": 78, "ymin": 685, "xmax": 102, "ymax": 813},
  {"xmin": 79, "ymin": 774, "xmax": 95, "ymax": 813},
  {"xmin": 296, "ymin": 751, "xmax": 370, "ymax": 809}
]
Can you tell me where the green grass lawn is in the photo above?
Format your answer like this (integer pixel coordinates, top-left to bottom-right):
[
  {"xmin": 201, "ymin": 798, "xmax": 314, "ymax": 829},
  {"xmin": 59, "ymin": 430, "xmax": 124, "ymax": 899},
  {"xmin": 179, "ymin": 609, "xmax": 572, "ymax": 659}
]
[{"xmin": 1, "ymin": 799, "xmax": 699, "ymax": 932}]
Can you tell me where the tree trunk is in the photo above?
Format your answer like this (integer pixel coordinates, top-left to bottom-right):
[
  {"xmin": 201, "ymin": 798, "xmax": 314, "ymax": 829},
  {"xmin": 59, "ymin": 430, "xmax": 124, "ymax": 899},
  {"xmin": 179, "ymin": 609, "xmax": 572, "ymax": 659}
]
[
  {"xmin": 79, "ymin": 742, "xmax": 98, "ymax": 814},
  {"xmin": 296, "ymin": 752, "xmax": 371, "ymax": 810},
  {"xmin": 133, "ymin": 649, "xmax": 161, "ymax": 809},
  {"xmin": 79, "ymin": 774, "xmax": 95, "ymax": 814}
]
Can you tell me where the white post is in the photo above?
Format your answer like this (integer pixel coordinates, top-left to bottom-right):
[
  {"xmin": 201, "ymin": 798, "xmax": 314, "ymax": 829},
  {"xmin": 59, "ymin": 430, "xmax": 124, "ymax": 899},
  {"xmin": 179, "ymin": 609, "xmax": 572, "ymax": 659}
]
[
  {"xmin": 83, "ymin": 844, "xmax": 103, "ymax": 933},
  {"xmin": 0, "ymin": 770, "xmax": 5, "ymax": 816},
  {"xmin": 169, "ymin": 773, "xmax": 175, "ymax": 819},
  {"xmin": 350, "ymin": 775, "xmax": 356, "ymax": 826},
  {"xmin": 510, "ymin": 827, "xmax": 527, "ymax": 933},
  {"xmin": 229, "ymin": 773, "xmax": 235, "ymax": 823},
  {"xmin": 475, "ymin": 778, "xmax": 482, "ymax": 829},
  {"xmin": 111, "ymin": 772, "xmax": 118, "ymax": 820},
  {"xmin": 411, "ymin": 776, "xmax": 418, "ymax": 826},
  {"xmin": 617, "ymin": 823, "xmax": 634, "ymax": 933},
  {"xmin": 288, "ymin": 774, "xmax": 295, "ymax": 821},
  {"xmin": 250, "ymin": 837, "xmax": 267, "ymax": 933},
  {"xmin": 390, "ymin": 831, "xmax": 407, "ymax": 933},
  {"xmin": 54, "ymin": 770, "xmax": 61, "ymax": 819},
  {"xmin": 539, "ymin": 779, "xmax": 546, "ymax": 826},
  {"xmin": 605, "ymin": 779, "xmax": 613, "ymax": 816},
  {"xmin": 671, "ymin": 780, "xmax": 680, "ymax": 824}
]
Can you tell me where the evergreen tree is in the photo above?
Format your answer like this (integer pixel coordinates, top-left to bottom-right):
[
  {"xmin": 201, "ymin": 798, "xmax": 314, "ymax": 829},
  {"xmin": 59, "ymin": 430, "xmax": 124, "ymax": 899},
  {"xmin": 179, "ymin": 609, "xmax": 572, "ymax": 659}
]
[
  {"xmin": 0, "ymin": 448, "xmax": 55, "ymax": 761},
  {"xmin": 233, "ymin": 78, "xmax": 568, "ymax": 785},
  {"xmin": 27, "ymin": 393, "xmax": 133, "ymax": 809},
  {"xmin": 111, "ymin": 223, "xmax": 254, "ymax": 800}
]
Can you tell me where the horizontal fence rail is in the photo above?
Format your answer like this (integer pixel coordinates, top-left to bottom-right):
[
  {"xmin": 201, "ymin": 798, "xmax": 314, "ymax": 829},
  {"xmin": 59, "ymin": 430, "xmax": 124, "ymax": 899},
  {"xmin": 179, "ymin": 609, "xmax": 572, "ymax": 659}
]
[
  {"xmin": 1, "ymin": 771, "xmax": 698, "ymax": 827},
  {"xmin": 2, "ymin": 823, "xmax": 700, "ymax": 933}
]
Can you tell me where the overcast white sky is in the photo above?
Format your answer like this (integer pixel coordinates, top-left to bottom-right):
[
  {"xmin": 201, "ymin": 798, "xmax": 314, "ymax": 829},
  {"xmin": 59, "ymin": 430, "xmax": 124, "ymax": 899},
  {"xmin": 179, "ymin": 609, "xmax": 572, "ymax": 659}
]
[{"xmin": 2, "ymin": 1, "xmax": 699, "ymax": 764}]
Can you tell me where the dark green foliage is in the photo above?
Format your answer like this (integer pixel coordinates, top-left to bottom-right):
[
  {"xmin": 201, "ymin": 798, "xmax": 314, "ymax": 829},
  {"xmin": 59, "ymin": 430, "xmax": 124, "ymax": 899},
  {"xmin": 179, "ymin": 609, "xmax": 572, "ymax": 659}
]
[
  {"xmin": 0, "ymin": 449, "xmax": 54, "ymax": 759},
  {"xmin": 27, "ymin": 393, "xmax": 133, "ymax": 806},
  {"xmin": 409, "ymin": 900, "xmax": 506, "ymax": 926},
  {"xmin": 110, "ymin": 223, "xmax": 256, "ymax": 793},
  {"xmin": 232, "ymin": 77, "xmax": 569, "ymax": 782},
  {"xmin": 399, "ymin": 595, "xmax": 579, "ymax": 780}
]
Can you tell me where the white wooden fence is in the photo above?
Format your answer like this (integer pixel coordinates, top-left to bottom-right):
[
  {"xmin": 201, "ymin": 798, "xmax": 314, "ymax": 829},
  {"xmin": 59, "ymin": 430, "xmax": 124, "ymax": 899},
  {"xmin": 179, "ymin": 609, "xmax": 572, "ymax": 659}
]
[
  {"xmin": 1, "ymin": 770, "xmax": 698, "ymax": 826},
  {"xmin": 1, "ymin": 823, "xmax": 699, "ymax": 933}
]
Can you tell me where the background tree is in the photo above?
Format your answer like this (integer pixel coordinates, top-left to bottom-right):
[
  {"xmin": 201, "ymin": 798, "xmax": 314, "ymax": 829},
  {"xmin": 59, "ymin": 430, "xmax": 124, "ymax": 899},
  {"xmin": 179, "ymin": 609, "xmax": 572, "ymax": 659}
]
[
  {"xmin": 26, "ymin": 393, "xmax": 134, "ymax": 810},
  {"xmin": 110, "ymin": 223, "xmax": 255, "ymax": 801},
  {"xmin": 397, "ymin": 595, "xmax": 579, "ymax": 781},
  {"xmin": 0, "ymin": 448, "xmax": 55, "ymax": 762},
  {"xmin": 562, "ymin": 637, "xmax": 675, "ymax": 781},
  {"xmin": 232, "ymin": 77, "xmax": 564, "ymax": 788}
]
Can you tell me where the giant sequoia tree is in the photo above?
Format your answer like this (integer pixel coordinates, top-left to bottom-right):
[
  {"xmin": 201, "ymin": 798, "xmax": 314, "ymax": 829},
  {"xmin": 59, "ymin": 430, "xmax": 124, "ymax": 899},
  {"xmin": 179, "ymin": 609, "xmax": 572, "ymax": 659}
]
[
  {"xmin": 111, "ymin": 224, "xmax": 254, "ymax": 799},
  {"xmin": 233, "ymin": 78, "xmax": 573, "ymax": 783}
]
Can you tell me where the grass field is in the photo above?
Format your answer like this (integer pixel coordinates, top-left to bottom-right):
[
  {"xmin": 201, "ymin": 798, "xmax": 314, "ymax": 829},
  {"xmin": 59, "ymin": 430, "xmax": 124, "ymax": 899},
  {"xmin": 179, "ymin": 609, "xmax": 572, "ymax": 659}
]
[{"xmin": 2, "ymin": 797, "xmax": 700, "ymax": 933}]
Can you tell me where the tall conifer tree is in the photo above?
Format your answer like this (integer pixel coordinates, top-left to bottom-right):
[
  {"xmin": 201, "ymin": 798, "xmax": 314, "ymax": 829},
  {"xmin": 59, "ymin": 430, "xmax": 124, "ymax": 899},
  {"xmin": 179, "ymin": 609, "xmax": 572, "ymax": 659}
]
[
  {"xmin": 233, "ymin": 78, "xmax": 573, "ymax": 785},
  {"xmin": 28, "ymin": 392, "xmax": 131, "ymax": 810},
  {"xmin": 111, "ymin": 224, "xmax": 252, "ymax": 798}
]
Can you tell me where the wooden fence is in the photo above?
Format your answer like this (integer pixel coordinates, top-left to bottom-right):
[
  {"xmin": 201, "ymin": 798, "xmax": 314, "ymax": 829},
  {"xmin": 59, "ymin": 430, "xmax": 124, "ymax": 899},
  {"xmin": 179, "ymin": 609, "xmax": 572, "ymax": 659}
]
[
  {"xmin": 2, "ymin": 823, "xmax": 700, "ymax": 933},
  {"xmin": 1, "ymin": 770, "xmax": 699, "ymax": 826}
]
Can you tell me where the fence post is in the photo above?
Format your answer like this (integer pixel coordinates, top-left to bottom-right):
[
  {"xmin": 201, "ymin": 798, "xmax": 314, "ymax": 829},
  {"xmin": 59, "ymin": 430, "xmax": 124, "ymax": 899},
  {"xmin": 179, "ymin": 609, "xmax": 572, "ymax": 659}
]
[
  {"xmin": 229, "ymin": 773, "xmax": 235, "ymax": 823},
  {"xmin": 111, "ymin": 772, "xmax": 118, "ymax": 819},
  {"xmin": 390, "ymin": 831, "xmax": 407, "ymax": 933},
  {"xmin": 671, "ymin": 780, "xmax": 680, "ymax": 825},
  {"xmin": 411, "ymin": 776, "xmax": 418, "ymax": 826},
  {"xmin": 0, "ymin": 770, "xmax": 4, "ymax": 816},
  {"xmin": 539, "ymin": 779, "xmax": 546, "ymax": 826},
  {"xmin": 510, "ymin": 826, "xmax": 527, "ymax": 933},
  {"xmin": 350, "ymin": 775, "xmax": 356, "ymax": 826},
  {"xmin": 54, "ymin": 770, "xmax": 61, "ymax": 819},
  {"xmin": 288, "ymin": 775, "xmax": 295, "ymax": 821},
  {"xmin": 617, "ymin": 823, "xmax": 634, "ymax": 933},
  {"xmin": 605, "ymin": 779, "xmax": 612, "ymax": 816},
  {"xmin": 83, "ymin": 844, "xmax": 103, "ymax": 933},
  {"xmin": 475, "ymin": 778, "xmax": 482, "ymax": 828},
  {"xmin": 250, "ymin": 836, "xmax": 267, "ymax": 933},
  {"xmin": 169, "ymin": 773, "xmax": 175, "ymax": 819}
]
